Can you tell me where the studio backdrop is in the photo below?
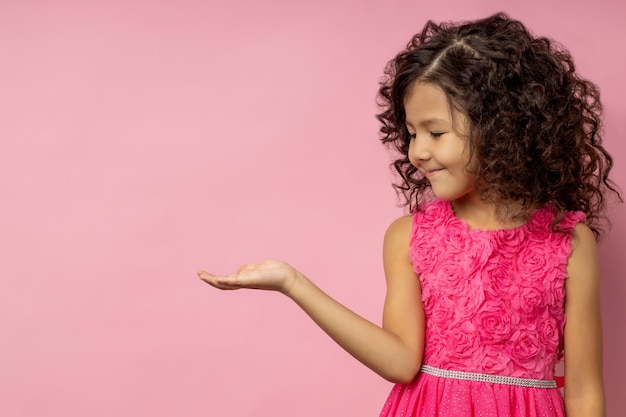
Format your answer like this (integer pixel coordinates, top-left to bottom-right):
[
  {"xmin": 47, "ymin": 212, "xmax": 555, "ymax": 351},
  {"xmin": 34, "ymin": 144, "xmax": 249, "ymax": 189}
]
[{"xmin": 1, "ymin": 0, "xmax": 624, "ymax": 416}]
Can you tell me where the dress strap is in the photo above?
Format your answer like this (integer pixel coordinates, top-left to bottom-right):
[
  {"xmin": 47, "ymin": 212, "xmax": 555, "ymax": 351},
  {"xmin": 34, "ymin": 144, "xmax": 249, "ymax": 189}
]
[{"xmin": 420, "ymin": 365, "xmax": 557, "ymax": 388}]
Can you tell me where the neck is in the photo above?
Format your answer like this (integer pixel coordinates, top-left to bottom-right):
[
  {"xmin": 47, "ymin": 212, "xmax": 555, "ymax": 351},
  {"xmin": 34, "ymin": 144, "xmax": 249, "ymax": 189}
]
[{"xmin": 451, "ymin": 196, "xmax": 534, "ymax": 230}]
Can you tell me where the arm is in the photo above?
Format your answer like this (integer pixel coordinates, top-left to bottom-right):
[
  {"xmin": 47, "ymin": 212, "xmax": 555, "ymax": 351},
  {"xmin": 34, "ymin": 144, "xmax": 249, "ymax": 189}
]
[
  {"xmin": 198, "ymin": 215, "xmax": 425, "ymax": 383},
  {"xmin": 563, "ymin": 223, "xmax": 606, "ymax": 417}
]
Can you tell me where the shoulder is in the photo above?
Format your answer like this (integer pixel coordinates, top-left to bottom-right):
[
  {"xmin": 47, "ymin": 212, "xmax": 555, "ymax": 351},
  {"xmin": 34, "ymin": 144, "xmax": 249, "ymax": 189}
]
[
  {"xmin": 570, "ymin": 223, "xmax": 597, "ymax": 259},
  {"xmin": 383, "ymin": 215, "xmax": 414, "ymax": 277},
  {"xmin": 565, "ymin": 224, "xmax": 599, "ymax": 295},
  {"xmin": 385, "ymin": 215, "xmax": 413, "ymax": 241},
  {"xmin": 572, "ymin": 222, "xmax": 595, "ymax": 246},
  {"xmin": 383, "ymin": 200, "xmax": 450, "ymax": 250}
]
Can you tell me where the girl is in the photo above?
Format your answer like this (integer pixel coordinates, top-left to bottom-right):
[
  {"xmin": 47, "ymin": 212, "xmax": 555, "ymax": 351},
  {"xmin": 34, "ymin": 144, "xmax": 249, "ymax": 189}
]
[{"xmin": 199, "ymin": 13, "xmax": 621, "ymax": 417}]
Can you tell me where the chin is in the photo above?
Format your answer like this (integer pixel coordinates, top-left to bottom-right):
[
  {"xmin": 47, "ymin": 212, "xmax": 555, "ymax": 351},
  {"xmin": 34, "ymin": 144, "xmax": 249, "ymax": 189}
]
[{"xmin": 432, "ymin": 190, "xmax": 473, "ymax": 202}]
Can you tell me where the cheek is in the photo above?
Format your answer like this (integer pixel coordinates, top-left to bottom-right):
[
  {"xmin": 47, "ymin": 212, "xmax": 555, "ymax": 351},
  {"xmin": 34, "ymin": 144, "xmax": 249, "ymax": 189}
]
[{"xmin": 446, "ymin": 146, "xmax": 471, "ymax": 170}]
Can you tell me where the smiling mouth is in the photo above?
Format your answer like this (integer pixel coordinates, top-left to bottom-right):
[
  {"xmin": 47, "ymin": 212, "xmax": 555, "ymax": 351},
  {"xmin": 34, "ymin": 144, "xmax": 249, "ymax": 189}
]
[{"xmin": 423, "ymin": 168, "xmax": 444, "ymax": 178}]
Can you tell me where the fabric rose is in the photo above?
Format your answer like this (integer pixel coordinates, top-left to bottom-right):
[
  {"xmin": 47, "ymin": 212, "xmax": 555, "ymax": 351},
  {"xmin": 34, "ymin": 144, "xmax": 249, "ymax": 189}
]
[
  {"xmin": 514, "ymin": 243, "xmax": 557, "ymax": 278},
  {"xmin": 474, "ymin": 301, "xmax": 519, "ymax": 343},
  {"xmin": 484, "ymin": 261, "xmax": 515, "ymax": 301},
  {"xmin": 454, "ymin": 277, "xmax": 485, "ymax": 319},
  {"xmin": 420, "ymin": 283, "xmax": 436, "ymax": 314},
  {"xmin": 429, "ymin": 297, "xmax": 458, "ymax": 333},
  {"xmin": 420, "ymin": 200, "xmax": 448, "ymax": 224},
  {"xmin": 464, "ymin": 235, "xmax": 494, "ymax": 275},
  {"xmin": 557, "ymin": 211, "xmax": 586, "ymax": 232},
  {"xmin": 537, "ymin": 312, "xmax": 561, "ymax": 355},
  {"xmin": 480, "ymin": 345, "xmax": 512, "ymax": 375},
  {"xmin": 542, "ymin": 266, "xmax": 566, "ymax": 307},
  {"xmin": 443, "ymin": 224, "xmax": 466, "ymax": 255},
  {"xmin": 516, "ymin": 279, "xmax": 546, "ymax": 315},
  {"xmin": 492, "ymin": 227, "xmax": 526, "ymax": 259},
  {"xmin": 435, "ymin": 261, "xmax": 469, "ymax": 297},
  {"xmin": 529, "ymin": 206, "xmax": 555, "ymax": 231},
  {"xmin": 422, "ymin": 328, "xmax": 444, "ymax": 363},
  {"xmin": 433, "ymin": 321, "xmax": 480, "ymax": 369},
  {"xmin": 509, "ymin": 333, "xmax": 547, "ymax": 377},
  {"xmin": 412, "ymin": 239, "xmax": 446, "ymax": 273}
]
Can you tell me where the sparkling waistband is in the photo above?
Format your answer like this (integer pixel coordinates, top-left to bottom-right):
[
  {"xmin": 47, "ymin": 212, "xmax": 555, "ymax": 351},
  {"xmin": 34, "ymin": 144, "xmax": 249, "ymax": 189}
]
[{"xmin": 419, "ymin": 365, "xmax": 557, "ymax": 389}]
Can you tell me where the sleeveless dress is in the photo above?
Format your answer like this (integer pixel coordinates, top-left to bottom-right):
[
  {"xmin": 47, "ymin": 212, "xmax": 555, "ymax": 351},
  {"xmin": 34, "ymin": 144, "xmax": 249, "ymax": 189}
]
[{"xmin": 379, "ymin": 200, "xmax": 585, "ymax": 417}]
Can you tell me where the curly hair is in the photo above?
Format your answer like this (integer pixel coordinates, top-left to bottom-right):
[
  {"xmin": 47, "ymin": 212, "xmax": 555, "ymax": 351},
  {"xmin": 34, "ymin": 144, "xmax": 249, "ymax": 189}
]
[{"xmin": 377, "ymin": 12, "xmax": 621, "ymax": 239}]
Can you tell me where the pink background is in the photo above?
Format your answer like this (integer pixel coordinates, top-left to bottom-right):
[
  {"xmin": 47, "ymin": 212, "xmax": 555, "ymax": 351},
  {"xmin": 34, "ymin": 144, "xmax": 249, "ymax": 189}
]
[{"xmin": 1, "ymin": 0, "xmax": 624, "ymax": 416}]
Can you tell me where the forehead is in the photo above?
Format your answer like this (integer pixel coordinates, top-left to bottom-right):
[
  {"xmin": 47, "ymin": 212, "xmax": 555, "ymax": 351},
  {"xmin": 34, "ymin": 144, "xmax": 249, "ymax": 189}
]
[
  {"xmin": 404, "ymin": 82, "xmax": 472, "ymax": 132},
  {"xmin": 404, "ymin": 82, "xmax": 453, "ymax": 123}
]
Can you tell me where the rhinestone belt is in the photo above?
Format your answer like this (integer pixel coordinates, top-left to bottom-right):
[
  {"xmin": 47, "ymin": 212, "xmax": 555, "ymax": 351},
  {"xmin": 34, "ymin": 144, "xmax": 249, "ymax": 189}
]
[{"xmin": 420, "ymin": 365, "xmax": 557, "ymax": 388}]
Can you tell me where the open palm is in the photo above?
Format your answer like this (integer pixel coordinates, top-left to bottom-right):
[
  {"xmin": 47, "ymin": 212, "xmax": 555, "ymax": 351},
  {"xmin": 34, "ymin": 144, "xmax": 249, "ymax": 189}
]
[{"xmin": 198, "ymin": 259, "xmax": 299, "ymax": 294}]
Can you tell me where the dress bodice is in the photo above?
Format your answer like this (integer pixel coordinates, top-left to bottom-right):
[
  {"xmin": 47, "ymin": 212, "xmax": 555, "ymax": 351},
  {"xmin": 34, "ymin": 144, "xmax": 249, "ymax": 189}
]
[{"xmin": 409, "ymin": 200, "xmax": 585, "ymax": 380}]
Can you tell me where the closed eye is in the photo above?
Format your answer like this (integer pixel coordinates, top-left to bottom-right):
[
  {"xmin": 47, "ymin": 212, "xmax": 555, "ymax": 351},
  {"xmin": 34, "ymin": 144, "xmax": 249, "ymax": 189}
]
[
  {"xmin": 430, "ymin": 132, "xmax": 444, "ymax": 138},
  {"xmin": 407, "ymin": 132, "xmax": 417, "ymax": 140}
]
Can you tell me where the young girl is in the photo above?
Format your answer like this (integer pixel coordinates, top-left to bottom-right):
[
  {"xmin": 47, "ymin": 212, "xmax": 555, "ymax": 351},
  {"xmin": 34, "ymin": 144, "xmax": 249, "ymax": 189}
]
[{"xmin": 199, "ymin": 13, "xmax": 621, "ymax": 417}]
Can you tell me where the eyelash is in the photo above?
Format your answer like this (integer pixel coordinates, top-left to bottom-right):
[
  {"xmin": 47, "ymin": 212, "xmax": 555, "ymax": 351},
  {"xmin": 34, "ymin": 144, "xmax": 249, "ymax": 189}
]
[{"xmin": 407, "ymin": 132, "xmax": 444, "ymax": 140}]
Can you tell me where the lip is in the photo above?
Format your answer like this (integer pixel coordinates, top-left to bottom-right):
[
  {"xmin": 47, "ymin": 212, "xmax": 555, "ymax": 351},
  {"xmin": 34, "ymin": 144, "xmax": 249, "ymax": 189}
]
[{"xmin": 422, "ymin": 168, "xmax": 444, "ymax": 178}]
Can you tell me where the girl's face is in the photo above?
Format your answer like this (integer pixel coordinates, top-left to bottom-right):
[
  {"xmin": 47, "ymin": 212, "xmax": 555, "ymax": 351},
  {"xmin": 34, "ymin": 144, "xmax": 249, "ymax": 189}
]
[{"xmin": 404, "ymin": 82, "xmax": 476, "ymax": 202}]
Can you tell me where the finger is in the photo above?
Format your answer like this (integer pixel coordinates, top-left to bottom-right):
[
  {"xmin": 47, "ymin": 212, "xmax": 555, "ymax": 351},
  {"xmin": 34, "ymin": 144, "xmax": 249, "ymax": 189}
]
[
  {"xmin": 198, "ymin": 270, "xmax": 231, "ymax": 284},
  {"xmin": 203, "ymin": 279, "xmax": 241, "ymax": 290},
  {"xmin": 197, "ymin": 270, "xmax": 219, "ymax": 283},
  {"xmin": 197, "ymin": 271, "xmax": 234, "ymax": 281},
  {"xmin": 198, "ymin": 272, "xmax": 243, "ymax": 290}
]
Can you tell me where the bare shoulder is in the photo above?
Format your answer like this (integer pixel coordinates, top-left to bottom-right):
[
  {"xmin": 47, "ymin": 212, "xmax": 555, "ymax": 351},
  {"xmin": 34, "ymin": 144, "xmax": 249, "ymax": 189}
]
[
  {"xmin": 565, "ymin": 222, "xmax": 600, "ymax": 321},
  {"xmin": 384, "ymin": 215, "xmax": 413, "ymax": 246},
  {"xmin": 567, "ymin": 223, "xmax": 599, "ymax": 282},
  {"xmin": 382, "ymin": 215, "xmax": 415, "ymax": 284},
  {"xmin": 571, "ymin": 222, "xmax": 597, "ymax": 251}
]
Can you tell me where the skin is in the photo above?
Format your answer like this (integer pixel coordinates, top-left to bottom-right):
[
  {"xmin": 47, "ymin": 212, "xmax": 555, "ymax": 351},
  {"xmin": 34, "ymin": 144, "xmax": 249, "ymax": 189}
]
[
  {"xmin": 563, "ymin": 224, "xmax": 606, "ymax": 417},
  {"xmin": 405, "ymin": 82, "xmax": 476, "ymax": 205},
  {"xmin": 199, "ymin": 217, "xmax": 424, "ymax": 384},
  {"xmin": 199, "ymin": 81, "xmax": 606, "ymax": 415}
]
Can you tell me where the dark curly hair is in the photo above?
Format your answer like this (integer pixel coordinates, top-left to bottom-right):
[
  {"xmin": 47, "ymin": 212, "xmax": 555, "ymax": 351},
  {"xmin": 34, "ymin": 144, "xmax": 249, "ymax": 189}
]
[{"xmin": 377, "ymin": 12, "xmax": 621, "ymax": 239}]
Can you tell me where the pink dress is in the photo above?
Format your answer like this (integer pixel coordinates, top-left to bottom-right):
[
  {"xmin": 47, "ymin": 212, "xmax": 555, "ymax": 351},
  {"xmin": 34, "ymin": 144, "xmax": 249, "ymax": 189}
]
[{"xmin": 379, "ymin": 200, "xmax": 585, "ymax": 417}]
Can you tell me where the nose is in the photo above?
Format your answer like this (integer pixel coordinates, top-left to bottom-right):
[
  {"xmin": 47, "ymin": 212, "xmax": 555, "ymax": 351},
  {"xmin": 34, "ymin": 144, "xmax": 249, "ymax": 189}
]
[{"xmin": 408, "ymin": 135, "xmax": 431, "ymax": 164}]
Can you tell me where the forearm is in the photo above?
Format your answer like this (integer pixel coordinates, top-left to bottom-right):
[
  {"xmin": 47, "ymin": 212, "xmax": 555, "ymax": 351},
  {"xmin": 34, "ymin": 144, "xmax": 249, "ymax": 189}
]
[{"xmin": 285, "ymin": 273, "xmax": 422, "ymax": 383}]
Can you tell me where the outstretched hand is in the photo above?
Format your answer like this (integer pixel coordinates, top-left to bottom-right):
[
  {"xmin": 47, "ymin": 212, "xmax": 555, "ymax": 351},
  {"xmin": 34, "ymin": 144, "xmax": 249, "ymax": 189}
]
[{"xmin": 198, "ymin": 259, "xmax": 300, "ymax": 294}]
